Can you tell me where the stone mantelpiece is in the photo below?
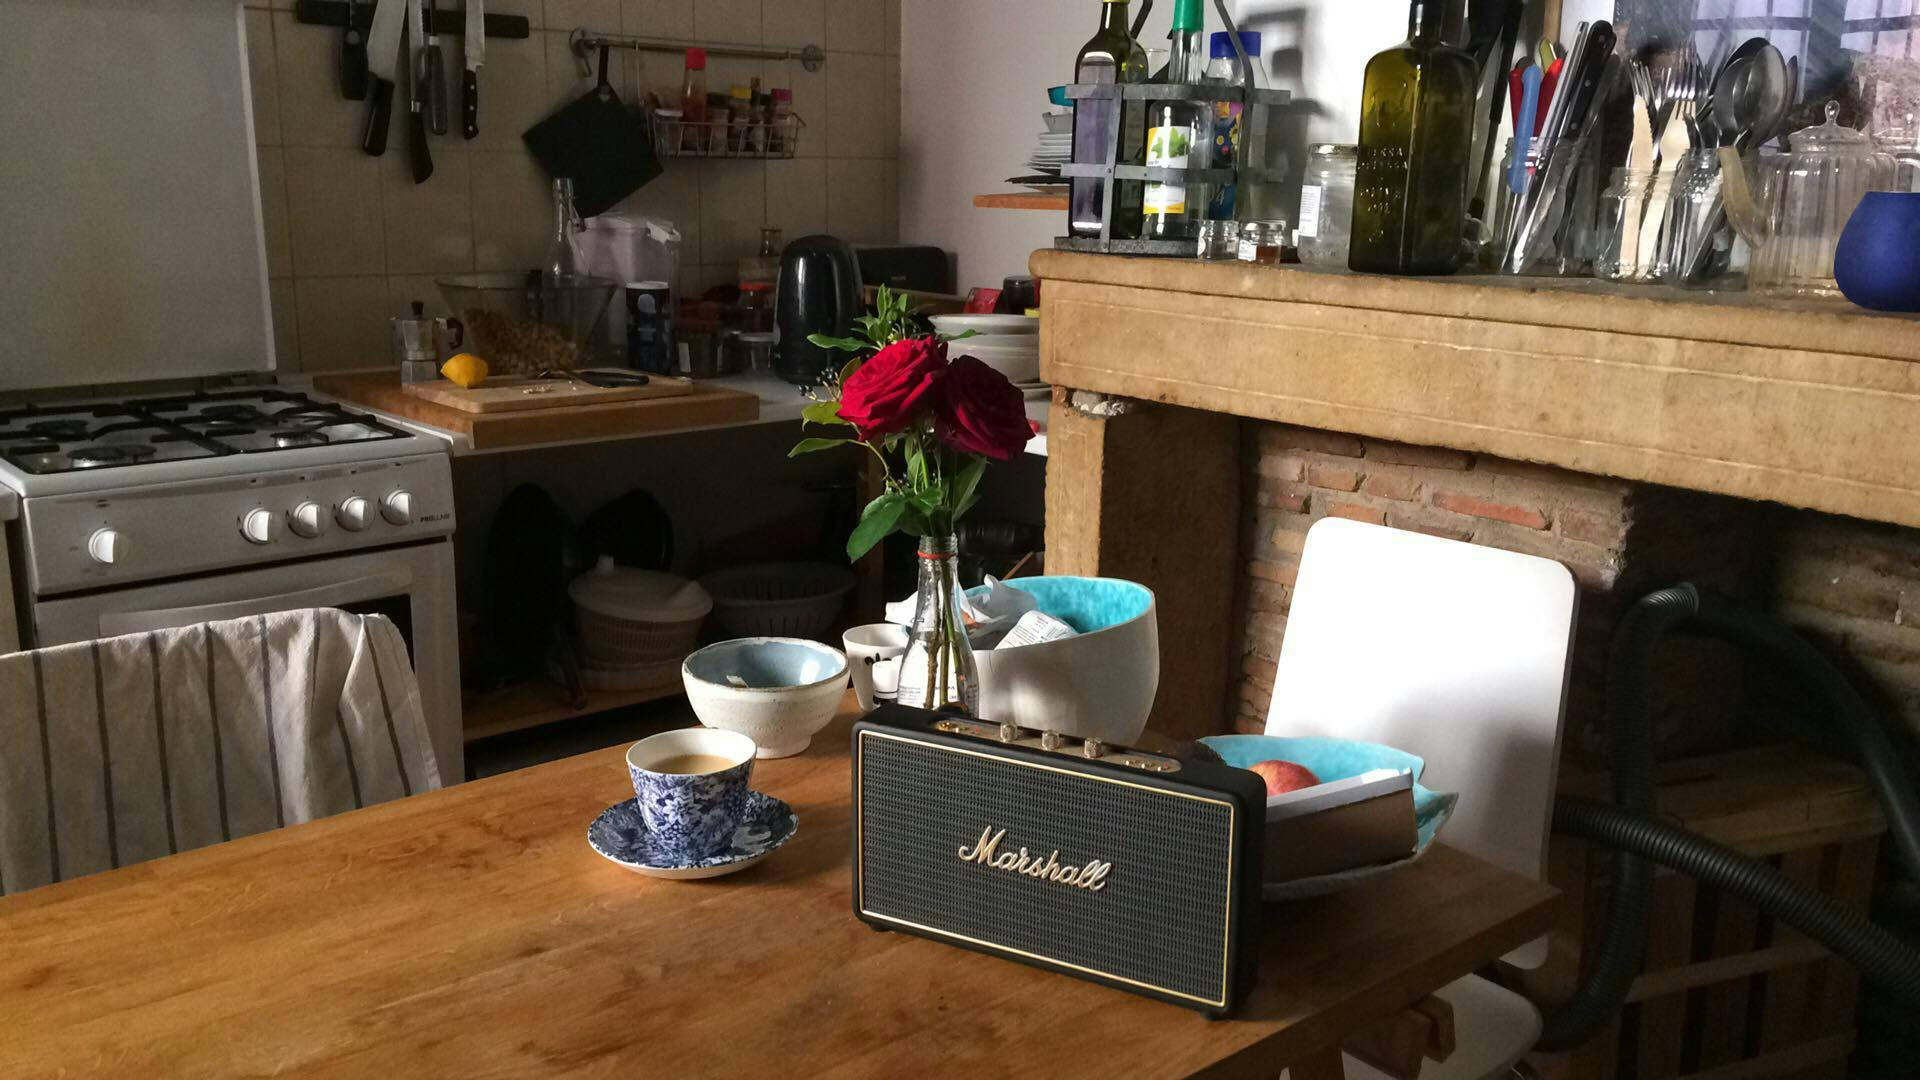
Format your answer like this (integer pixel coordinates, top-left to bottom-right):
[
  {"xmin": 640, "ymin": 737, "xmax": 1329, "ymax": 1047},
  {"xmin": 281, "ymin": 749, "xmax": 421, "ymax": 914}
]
[
  {"xmin": 1033, "ymin": 252, "xmax": 1920, "ymax": 531},
  {"xmin": 1034, "ymin": 254, "xmax": 1920, "ymax": 744}
]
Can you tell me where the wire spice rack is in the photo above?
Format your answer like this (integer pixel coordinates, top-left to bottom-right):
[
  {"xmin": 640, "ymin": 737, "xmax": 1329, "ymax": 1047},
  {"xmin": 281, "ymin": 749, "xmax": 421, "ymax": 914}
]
[
  {"xmin": 1054, "ymin": 81, "xmax": 1291, "ymax": 256},
  {"xmin": 650, "ymin": 113, "xmax": 806, "ymax": 159}
]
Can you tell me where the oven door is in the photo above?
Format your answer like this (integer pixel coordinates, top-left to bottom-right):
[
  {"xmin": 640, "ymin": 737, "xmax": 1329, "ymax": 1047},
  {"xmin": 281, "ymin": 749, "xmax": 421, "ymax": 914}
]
[{"xmin": 31, "ymin": 541, "xmax": 464, "ymax": 781}]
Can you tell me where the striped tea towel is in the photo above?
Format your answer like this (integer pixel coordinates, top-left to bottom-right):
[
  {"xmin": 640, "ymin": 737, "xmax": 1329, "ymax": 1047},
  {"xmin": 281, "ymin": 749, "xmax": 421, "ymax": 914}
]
[{"xmin": 0, "ymin": 609, "xmax": 443, "ymax": 895}]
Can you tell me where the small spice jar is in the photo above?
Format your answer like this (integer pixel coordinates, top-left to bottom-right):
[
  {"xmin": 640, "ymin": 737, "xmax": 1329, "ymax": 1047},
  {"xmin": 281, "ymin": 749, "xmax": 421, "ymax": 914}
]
[
  {"xmin": 1296, "ymin": 143, "xmax": 1356, "ymax": 267},
  {"xmin": 1196, "ymin": 219, "xmax": 1238, "ymax": 260},
  {"xmin": 1236, "ymin": 220, "xmax": 1287, "ymax": 265}
]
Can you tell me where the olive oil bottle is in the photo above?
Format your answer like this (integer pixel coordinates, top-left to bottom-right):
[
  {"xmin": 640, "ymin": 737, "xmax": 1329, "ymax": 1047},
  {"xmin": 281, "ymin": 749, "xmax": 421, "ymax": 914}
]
[
  {"xmin": 1141, "ymin": 0, "xmax": 1209, "ymax": 241},
  {"xmin": 1069, "ymin": 0, "xmax": 1149, "ymax": 239},
  {"xmin": 1348, "ymin": 1, "xmax": 1478, "ymax": 275}
]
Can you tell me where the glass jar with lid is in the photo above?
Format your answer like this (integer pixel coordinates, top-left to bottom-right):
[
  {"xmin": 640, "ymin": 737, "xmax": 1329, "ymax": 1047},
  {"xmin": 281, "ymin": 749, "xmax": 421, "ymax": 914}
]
[
  {"xmin": 1749, "ymin": 102, "xmax": 1895, "ymax": 297},
  {"xmin": 1296, "ymin": 143, "xmax": 1356, "ymax": 266},
  {"xmin": 1873, "ymin": 112, "xmax": 1920, "ymax": 193}
]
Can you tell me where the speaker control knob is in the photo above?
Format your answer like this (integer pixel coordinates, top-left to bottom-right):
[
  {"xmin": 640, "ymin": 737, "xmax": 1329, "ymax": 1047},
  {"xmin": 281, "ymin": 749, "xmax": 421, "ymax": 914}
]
[
  {"xmin": 997, "ymin": 722, "xmax": 1021, "ymax": 743},
  {"xmin": 1082, "ymin": 739, "xmax": 1107, "ymax": 759},
  {"xmin": 1039, "ymin": 730, "xmax": 1063, "ymax": 751}
]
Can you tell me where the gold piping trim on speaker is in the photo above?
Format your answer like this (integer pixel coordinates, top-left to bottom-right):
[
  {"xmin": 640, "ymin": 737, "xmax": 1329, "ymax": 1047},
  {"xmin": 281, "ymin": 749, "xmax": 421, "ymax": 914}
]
[{"xmin": 854, "ymin": 729, "xmax": 1236, "ymax": 1009}]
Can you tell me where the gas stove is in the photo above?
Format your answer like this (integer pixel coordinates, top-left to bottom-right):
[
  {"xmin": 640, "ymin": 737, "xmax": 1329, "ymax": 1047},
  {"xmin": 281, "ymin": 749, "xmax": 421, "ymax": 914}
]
[{"xmin": 0, "ymin": 389, "xmax": 429, "ymax": 494}]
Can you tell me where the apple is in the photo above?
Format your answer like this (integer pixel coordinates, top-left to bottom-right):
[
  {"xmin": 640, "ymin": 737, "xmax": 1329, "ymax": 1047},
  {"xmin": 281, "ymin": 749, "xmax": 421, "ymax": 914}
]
[{"xmin": 1249, "ymin": 759, "xmax": 1320, "ymax": 797}]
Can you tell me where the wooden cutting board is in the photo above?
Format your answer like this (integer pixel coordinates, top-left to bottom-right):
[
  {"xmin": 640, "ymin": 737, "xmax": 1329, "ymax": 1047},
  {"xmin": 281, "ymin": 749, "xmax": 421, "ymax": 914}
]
[
  {"xmin": 403, "ymin": 374, "xmax": 695, "ymax": 413},
  {"xmin": 314, "ymin": 372, "xmax": 758, "ymax": 451}
]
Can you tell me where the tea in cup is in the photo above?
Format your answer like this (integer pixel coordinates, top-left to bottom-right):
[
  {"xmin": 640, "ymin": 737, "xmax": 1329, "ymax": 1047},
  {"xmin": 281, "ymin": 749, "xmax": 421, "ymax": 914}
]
[{"xmin": 625, "ymin": 727, "xmax": 758, "ymax": 862}]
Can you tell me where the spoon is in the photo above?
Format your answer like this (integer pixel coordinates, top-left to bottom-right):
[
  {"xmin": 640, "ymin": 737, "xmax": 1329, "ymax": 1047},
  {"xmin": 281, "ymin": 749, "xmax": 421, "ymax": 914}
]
[
  {"xmin": 1750, "ymin": 43, "xmax": 1792, "ymax": 151},
  {"xmin": 1707, "ymin": 40, "xmax": 1776, "ymax": 244}
]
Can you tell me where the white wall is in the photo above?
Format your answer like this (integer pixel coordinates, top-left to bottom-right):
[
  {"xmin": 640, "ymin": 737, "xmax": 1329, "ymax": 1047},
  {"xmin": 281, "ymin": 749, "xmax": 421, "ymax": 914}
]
[{"xmin": 898, "ymin": 0, "xmax": 1402, "ymax": 290}]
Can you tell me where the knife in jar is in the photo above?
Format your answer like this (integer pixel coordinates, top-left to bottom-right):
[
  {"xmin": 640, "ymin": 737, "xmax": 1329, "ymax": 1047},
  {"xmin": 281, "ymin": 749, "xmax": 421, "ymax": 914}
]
[
  {"xmin": 408, "ymin": 0, "xmax": 435, "ymax": 182},
  {"xmin": 463, "ymin": 0, "xmax": 484, "ymax": 139},
  {"xmin": 362, "ymin": 0, "xmax": 406, "ymax": 155}
]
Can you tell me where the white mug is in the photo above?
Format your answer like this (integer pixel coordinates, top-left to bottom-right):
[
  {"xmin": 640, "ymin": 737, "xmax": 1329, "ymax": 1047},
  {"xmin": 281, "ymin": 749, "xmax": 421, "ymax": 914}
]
[{"xmin": 842, "ymin": 623, "xmax": 909, "ymax": 712}]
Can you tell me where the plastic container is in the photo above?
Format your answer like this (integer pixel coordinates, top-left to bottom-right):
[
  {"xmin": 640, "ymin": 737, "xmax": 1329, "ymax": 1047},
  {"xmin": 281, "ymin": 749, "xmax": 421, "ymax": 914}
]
[
  {"xmin": 1297, "ymin": 143, "xmax": 1356, "ymax": 267},
  {"xmin": 569, "ymin": 556, "xmax": 712, "ymax": 666},
  {"xmin": 699, "ymin": 562, "xmax": 858, "ymax": 641}
]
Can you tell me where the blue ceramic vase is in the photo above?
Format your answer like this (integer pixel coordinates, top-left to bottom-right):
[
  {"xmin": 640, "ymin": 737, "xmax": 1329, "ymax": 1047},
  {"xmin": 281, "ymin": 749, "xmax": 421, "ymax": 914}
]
[{"xmin": 1835, "ymin": 192, "xmax": 1920, "ymax": 312}]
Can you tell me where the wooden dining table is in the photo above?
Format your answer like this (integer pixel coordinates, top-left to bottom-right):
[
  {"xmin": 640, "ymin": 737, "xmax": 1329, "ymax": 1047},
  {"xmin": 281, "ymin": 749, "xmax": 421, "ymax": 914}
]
[{"xmin": 0, "ymin": 702, "xmax": 1557, "ymax": 1078}]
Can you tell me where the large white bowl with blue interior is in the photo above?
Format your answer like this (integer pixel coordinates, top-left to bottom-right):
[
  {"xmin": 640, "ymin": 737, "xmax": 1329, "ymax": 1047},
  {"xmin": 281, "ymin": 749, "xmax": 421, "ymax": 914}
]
[
  {"xmin": 682, "ymin": 637, "xmax": 849, "ymax": 758},
  {"xmin": 972, "ymin": 577, "xmax": 1158, "ymax": 744}
]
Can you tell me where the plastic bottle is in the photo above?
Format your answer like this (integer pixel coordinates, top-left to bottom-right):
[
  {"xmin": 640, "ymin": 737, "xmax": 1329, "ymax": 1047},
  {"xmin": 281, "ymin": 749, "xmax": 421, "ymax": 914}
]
[
  {"xmin": 1203, "ymin": 30, "xmax": 1260, "ymax": 220},
  {"xmin": 680, "ymin": 48, "xmax": 707, "ymax": 153}
]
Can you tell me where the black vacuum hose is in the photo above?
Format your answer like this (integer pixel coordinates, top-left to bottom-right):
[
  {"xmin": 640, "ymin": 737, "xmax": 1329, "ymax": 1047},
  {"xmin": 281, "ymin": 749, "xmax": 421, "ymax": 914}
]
[
  {"xmin": 1554, "ymin": 796, "xmax": 1920, "ymax": 1014},
  {"xmin": 1688, "ymin": 593, "xmax": 1920, "ymax": 875},
  {"xmin": 1536, "ymin": 585, "xmax": 1698, "ymax": 1050},
  {"xmin": 1537, "ymin": 584, "xmax": 1920, "ymax": 1051}
]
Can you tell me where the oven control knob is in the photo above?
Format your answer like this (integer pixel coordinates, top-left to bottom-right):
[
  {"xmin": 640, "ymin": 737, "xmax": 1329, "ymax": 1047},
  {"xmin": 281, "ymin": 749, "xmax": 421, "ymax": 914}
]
[
  {"xmin": 241, "ymin": 508, "xmax": 277, "ymax": 545},
  {"xmin": 336, "ymin": 496, "xmax": 371, "ymax": 532},
  {"xmin": 380, "ymin": 490, "xmax": 414, "ymax": 526},
  {"xmin": 288, "ymin": 501, "xmax": 325, "ymax": 539},
  {"xmin": 87, "ymin": 528, "xmax": 126, "ymax": 565}
]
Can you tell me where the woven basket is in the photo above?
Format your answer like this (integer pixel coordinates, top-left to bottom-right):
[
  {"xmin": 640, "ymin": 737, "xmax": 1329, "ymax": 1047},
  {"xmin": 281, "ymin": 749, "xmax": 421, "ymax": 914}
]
[{"xmin": 699, "ymin": 563, "xmax": 858, "ymax": 641}]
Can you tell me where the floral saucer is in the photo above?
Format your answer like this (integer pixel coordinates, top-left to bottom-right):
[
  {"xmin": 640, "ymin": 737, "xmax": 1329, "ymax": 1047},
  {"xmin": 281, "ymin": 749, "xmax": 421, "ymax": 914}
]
[{"xmin": 588, "ymin": 790, "xmax": 797, "ymax": 880}]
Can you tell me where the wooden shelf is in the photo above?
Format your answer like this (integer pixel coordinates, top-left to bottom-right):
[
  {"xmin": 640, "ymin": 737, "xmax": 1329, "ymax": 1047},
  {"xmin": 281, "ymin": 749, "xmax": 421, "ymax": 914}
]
[
  {"xmin": 462, "ymin": 674, "xmax": 682, "ymax": 742},
  {"xmin": 974, "ymin": 192, "xmax": 1068, "ymax": 211}
]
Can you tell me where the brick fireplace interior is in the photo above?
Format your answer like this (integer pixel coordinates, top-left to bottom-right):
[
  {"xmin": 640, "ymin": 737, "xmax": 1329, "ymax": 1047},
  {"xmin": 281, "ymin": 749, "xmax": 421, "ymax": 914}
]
[{"xmin": 1230, "ymin": 421, "xmax": 1920, "ymax": 777}]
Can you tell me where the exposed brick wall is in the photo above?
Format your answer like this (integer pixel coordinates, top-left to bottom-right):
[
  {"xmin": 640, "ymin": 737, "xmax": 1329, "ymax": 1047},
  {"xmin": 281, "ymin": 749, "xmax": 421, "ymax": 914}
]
[
  {"xmin": 1231, "ymin": 422, "xmax": 1777, "ymax": 770},
  {"xmin": 1772, "ymin": 515, "xmax": 1920, "ymax": 737}
]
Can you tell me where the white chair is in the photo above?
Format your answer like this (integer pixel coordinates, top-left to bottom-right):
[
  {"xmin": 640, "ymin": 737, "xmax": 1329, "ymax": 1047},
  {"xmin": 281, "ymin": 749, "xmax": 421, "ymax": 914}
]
[
  {"xmin": 0, "ymin": 609, "xmax": 442, "ymax": 895},
  {"xmin": 1267, "ymin": 518, "xmax": 1578, "ymax": 1080}
]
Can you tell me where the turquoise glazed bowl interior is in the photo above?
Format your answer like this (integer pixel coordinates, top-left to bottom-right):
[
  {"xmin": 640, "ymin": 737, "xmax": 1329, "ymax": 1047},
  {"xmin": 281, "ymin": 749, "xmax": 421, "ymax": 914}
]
[
  {"xmin": 684, "ymin": 637, "xmax": 847, "ymax": 690},
  {"xmin": 976, "ymin": 576, "xmax": 1153, "ymax": 636}
]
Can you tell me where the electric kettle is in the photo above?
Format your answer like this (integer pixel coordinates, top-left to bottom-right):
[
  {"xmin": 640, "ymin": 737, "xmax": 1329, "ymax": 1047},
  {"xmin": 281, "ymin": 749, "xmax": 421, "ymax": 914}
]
[{"xmin": 775, "ymin": 234, "xmax": 863, "ymax": 385}]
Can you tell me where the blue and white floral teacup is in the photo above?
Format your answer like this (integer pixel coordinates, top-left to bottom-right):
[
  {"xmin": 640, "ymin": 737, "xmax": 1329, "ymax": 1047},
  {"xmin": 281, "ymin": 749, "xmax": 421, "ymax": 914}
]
[{"xmin": 625, "ymin": 728, "xmax": 758, "ymax": 863}]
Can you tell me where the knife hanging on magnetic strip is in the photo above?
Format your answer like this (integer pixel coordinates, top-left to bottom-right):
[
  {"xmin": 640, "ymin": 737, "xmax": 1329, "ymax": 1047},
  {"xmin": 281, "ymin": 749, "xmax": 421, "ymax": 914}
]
[
  {"xmin": 362, "ymin": 0, "xmax": 406, "ymax": 154},
  {"xmin": 407, "ymin": 0, "xmax": 434, "ymax": 181}
]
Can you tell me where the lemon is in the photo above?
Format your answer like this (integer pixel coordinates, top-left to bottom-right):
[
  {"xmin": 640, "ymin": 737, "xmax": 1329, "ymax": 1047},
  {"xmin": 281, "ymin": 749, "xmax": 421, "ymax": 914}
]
[{"xmin": 440, "ymin": 353, "xmax": 489, "ymax": 389}]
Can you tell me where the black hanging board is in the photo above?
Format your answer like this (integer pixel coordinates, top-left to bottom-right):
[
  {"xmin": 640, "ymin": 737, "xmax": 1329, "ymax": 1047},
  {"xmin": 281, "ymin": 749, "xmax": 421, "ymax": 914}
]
[{"xmin": 520, "ymin": 45, "xmax": 661, "ymax": 218}]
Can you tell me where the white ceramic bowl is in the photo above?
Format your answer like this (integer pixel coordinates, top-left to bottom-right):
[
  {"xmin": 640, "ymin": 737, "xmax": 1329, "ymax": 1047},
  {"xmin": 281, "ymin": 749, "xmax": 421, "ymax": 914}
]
[
  {"xmin": 682, "ymin": 637, "xmax": 849, "ymax": 758},
  {"xmin": 930, "ymin": 314, "xmax": 1039, "ymax": 336},
  {"xmin": 972, "ymin": 577, "xmax": 1159, "ymax": 745},
  {"xmin": 955, "ymin": 342, "xmax": 1040, "ymax": 384}
]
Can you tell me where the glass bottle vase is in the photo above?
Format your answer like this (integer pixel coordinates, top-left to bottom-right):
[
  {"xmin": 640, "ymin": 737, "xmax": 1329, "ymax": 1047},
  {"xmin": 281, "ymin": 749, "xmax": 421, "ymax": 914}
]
[{"xmin": 893, "ymin": 535, "xmax": 979, "ymax": 713}]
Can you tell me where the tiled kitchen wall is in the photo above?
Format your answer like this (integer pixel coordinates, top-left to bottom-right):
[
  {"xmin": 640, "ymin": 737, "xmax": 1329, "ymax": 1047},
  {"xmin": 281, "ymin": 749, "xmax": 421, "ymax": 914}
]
[{"xmin": 245, "ymin": 0, "xmax": 901, "ymax": 371}]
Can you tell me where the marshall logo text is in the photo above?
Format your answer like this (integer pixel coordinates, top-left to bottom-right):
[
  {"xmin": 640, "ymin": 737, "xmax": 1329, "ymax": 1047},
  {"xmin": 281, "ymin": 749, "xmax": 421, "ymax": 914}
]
[{"xmin": 956, "ymin": 826, "xmax": 1112, "ymax": 891}]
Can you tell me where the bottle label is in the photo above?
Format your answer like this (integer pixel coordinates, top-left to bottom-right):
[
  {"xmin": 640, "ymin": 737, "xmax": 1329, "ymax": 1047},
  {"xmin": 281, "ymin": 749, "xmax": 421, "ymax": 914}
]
[
  {"xmin": 1298, "ymin": 185, "xmax": 1323, "ymax": 239},
  {"xmin": 1144, "ymin": 122, "xmax": 1194, "ymax": 214}
]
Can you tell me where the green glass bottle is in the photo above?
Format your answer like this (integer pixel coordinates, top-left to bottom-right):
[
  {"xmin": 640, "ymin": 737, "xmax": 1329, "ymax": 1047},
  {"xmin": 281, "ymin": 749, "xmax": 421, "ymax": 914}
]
[
  {"xmin": 1348, "ymin": 0, "xmax": 1478, "ymax": 275},
  {"xmin": 1069, "ymin": 0, "xmax": 1149, "ymax": 239}
]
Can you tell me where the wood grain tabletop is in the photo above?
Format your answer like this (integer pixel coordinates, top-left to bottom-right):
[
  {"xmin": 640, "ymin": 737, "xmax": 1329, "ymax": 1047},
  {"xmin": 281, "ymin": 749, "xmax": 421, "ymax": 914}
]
[{"xmin": 0, "ymin": 703, "xmax": 1557, "ymax": 1078}]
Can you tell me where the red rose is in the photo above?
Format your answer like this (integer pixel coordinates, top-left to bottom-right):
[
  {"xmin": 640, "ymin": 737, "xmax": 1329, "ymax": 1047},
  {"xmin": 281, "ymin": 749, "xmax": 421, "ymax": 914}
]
[
  {"xmin": 935, "ymin": 354, "xmax": 1032, "ymax": 461},
  {"xmin": 837, "ymin": 338, "xmax": 948, "ymax": 440}
]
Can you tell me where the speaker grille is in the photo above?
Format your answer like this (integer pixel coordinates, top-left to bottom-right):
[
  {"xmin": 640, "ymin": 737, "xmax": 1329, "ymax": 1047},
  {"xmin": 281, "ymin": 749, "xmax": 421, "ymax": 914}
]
[{"xmin": 857, "ymin": 732, "xmax": 1236, "ymax": 1006}]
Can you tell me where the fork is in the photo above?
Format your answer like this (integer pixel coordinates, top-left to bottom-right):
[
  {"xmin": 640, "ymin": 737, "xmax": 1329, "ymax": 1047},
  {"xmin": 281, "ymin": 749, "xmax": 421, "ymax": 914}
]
[{"xmin": 1638, "ymin": 59, "xmax": 1698, "ymax": 275}]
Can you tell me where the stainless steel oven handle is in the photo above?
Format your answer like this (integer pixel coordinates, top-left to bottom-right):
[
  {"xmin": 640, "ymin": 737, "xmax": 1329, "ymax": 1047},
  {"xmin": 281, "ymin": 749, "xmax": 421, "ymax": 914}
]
[{"xmin": 98, "ymin": 570, "xmax": 415, "ymax": 636}]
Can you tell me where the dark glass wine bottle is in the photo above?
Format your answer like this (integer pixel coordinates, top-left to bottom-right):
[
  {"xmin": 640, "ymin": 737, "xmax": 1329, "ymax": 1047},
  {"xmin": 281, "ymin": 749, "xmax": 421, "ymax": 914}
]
[
  {"xmin": 1348, "ymin": 0, "xmax": 1478, "ymax": 275},
  {"xmin": 1069, "ymin": 0, "xmax": 1148, "ymax": 239}
]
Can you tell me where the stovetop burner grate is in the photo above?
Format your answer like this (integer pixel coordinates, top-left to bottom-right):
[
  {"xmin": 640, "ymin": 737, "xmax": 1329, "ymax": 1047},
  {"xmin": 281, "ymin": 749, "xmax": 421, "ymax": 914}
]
[{"xmin": 0, "ymin": 390, "xmax": 413, "ymax": 475}]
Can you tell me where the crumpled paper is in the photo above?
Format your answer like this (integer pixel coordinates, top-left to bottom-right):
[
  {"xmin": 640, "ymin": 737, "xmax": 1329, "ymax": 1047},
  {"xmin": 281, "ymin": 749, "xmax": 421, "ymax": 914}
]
[{"xmin": 883, "ymin": 576, "xmax": 1039, "ymax": 648}]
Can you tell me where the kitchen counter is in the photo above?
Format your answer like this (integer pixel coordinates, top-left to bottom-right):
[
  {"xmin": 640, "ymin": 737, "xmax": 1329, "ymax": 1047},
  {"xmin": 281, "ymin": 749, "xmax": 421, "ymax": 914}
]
[{"xmin": 311, "ymin": 370, "xmax": 1050, "ymax": 458}]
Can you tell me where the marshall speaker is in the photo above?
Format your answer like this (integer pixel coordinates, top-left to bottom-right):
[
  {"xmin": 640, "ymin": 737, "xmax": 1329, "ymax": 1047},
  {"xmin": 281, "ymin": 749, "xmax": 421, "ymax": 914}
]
[{"xmin": 851, "ymin": 705, "xmax": 1266, "ymax": 1016}]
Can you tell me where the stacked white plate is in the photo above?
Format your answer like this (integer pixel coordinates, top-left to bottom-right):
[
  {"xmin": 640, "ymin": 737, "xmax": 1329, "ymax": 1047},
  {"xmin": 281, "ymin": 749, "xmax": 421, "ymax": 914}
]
[{"xmin": 934, "ymin": 314, "xmax": 1041, "ymax": 387}]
